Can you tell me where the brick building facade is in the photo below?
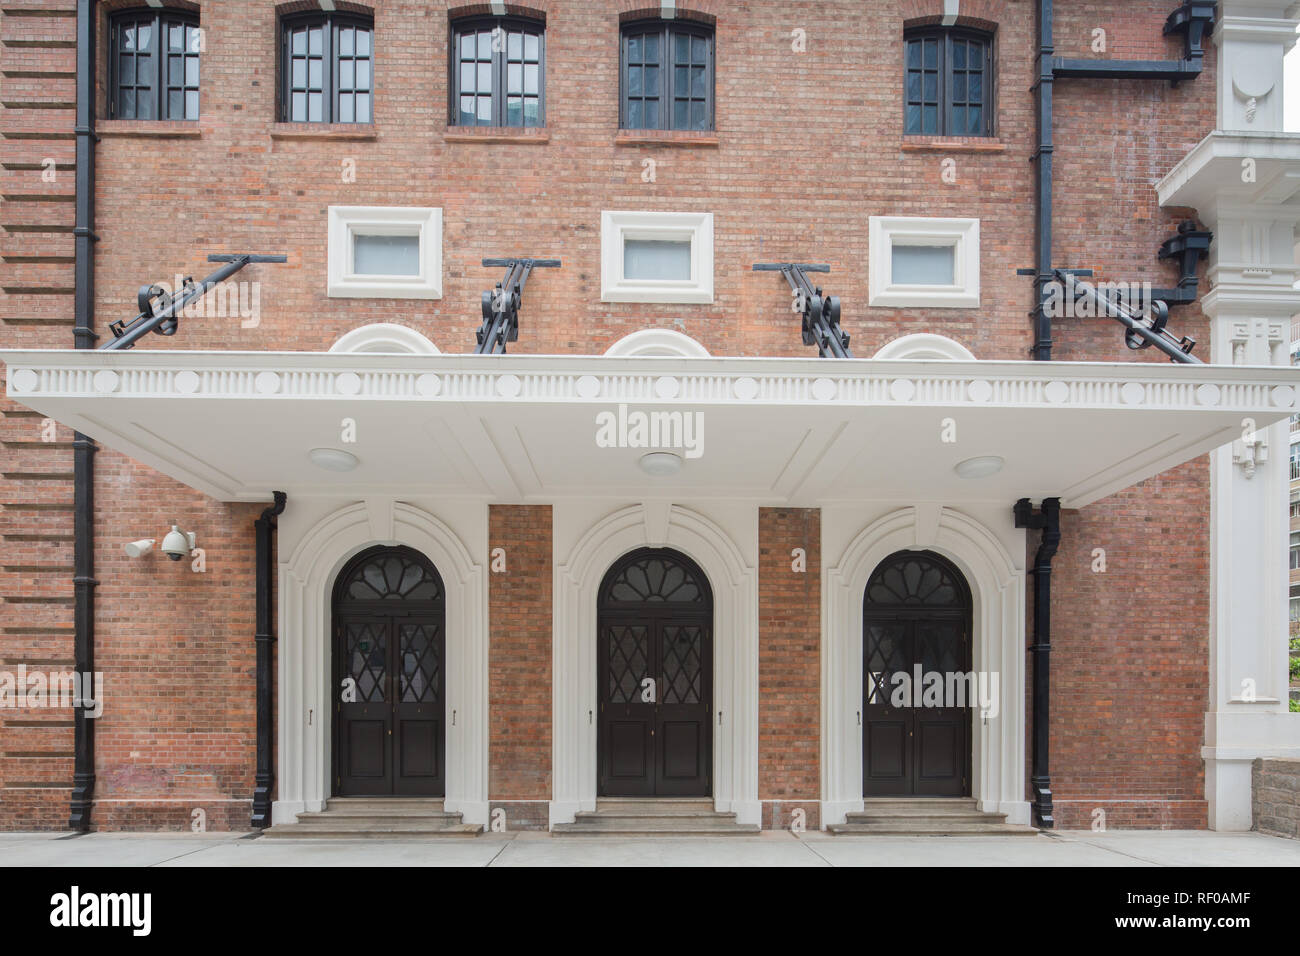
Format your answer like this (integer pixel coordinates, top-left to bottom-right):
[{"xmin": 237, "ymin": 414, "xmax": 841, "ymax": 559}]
[{"xmin": 1, "ymin": 0, "xmax": 1298, "ymax": 835}]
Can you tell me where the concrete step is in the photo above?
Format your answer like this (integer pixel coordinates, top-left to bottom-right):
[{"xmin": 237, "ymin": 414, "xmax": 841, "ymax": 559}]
[
  {"xmin": 324, "ymin": 797, "xmax": 447, "ymax": 811},
  {"xmin": 827, "ymin": 822, "xmax": 1040, "ymax": 836},
  {"xmin": 552, "ymin": 823, "xmax": 762, "ymax": 837},
  {"xmin": 594, "ymin": 798, "xmax": 717, "ymax": 814},
  {"xmin": 829, "ymin": 798, "xmax": 1040, "ymax": 836},
  {"xmin": 844, "ymin": 811, "xmax": 1010, "ymax": 825},
  {"xmin": 263, "ymin": 823, "xmax": 483, "ymax": 839},
  {"xmin": 260, "ymin": 796, "xmax": 482, "ymax": 838},
  {"xmin": 554, "ymin": 798, "xmax": 760, "ymax": 836},
  {"xmin": 293, "ymin": 810, "xmax": 466, "ymax": 823}
]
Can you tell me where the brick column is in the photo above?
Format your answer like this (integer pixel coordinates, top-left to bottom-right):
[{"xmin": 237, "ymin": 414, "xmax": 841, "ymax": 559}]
[
  {"xmin": 758, "ymin": 507, "xmax": 820, "ymax": 829},
  {"xmin": 488, "ymin": 505, "xmax": 552, "ymax": 830}
]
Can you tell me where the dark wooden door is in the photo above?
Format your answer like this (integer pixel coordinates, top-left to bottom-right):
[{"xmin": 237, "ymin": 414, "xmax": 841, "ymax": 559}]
[
  {"xmin": 334, "ymin": 547, "xmax": 445, "ymax": 797},
  {"xmin": 598, "ymin": 550, "xmax": 712, "ymax": 797},
  {"xmin": 862, "ymin": 551, "xmax": 971, "ymax": 797}
]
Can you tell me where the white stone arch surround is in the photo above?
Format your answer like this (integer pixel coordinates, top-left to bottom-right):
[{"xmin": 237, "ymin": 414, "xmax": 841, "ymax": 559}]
[
  {"xmin": 329, "ymin": 322, "xmax": 440, "ymax": 354},
  {"xmin": 873, "ymin": 332, "xmax": 976, "ymax": 361},
  {"xmin": 603, "ymin": 328, "xmax": 711, "ymax": 357},
  {"xmin": 822, "ymin": 505, "xmax": 1028, "ymax": 826},
  {"xmin": 552, "ymin": 503, "xmax": 759, "ymax": 826},
  {"xmin": 273, "ymin": 500, "xmax": 487, "ymax": 825}
]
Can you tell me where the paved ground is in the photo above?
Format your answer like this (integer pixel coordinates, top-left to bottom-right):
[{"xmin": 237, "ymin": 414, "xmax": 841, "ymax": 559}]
[{"xmin": 0, "ymin": 829, "xmax": 1297, "ymax": 866}]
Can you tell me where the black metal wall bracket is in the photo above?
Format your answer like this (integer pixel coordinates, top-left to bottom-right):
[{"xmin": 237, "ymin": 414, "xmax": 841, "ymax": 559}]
[
  {"xmin": 1052, "ymin": 1, "xmax": 1215, "ymax": 83},
  {"xmin": 474, "ymin": 257, "xmax": 560, "ymax": 355},
  {"xmin": 102, "ymin": 253, "xmax": 287, "ymax": 351},
  {"xmin": 752, "ymin": 262, "xmax": 851, "ymax": 359},
  {"xmin": 1153, "ymin": 220, "xmax": 1213, "ymax": 304},
  {"xmin": 1054, "ymin": 269, "xmax": 1201, "ymax": 363}
]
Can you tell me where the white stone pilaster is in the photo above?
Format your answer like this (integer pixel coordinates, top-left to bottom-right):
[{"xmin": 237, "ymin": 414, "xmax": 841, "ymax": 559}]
[{"xmin": 1161, "ymin": 0, "xmax": 1300, "ymax": 830}]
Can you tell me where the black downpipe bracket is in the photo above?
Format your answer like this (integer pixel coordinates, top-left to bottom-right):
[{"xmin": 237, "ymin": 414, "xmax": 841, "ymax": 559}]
[
  {"xmin": 252, "ymin": 492, "xmax": 287, "ymax": 829},
  {"xmin": 70, "ymin": 0, "xmax": 99, "ymax": 832},
  {"xmin": 1031, "ymin": 0, "xmax": 1214, "ymax": 361},
  {"xmin": 1015, "ymin": 498, "xmax": 1061, "ymax": 829}
]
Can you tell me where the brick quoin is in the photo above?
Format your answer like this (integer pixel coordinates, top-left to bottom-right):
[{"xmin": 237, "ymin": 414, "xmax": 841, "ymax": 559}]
[{"xmin": 0, "ymin": 0, "xmax": 1218, "ymax": 830}]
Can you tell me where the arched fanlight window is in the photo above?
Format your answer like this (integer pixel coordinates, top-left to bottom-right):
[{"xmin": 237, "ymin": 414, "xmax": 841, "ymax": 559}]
[
  {"xmin": 336, "ymin": 546, "xmax": 445, "ymax": 604},
  {"xmin": 865, "ymin": 551, "xmax": 969, "ymax": 610},
  {"xmin": 599, "ymin": 548, "xmax": 711, "ymax": 607}
]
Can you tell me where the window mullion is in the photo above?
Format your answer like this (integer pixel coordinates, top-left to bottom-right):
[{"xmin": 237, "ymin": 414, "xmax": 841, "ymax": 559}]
[
  {"xmin": 494, "ymin": 37, "xmax": 505, "ymax": 126},
  {"xmin": 328, "ymin": 21, "xmax": 338, "ymax": 123},
  {"xmin": 660, "ymin": 25, "xmax": 670, "ymax": 130}
]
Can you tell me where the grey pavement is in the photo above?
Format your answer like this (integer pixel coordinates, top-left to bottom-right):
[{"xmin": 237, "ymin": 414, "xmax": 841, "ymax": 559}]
[{"xmin": 0, "ymin": 828, "xmax": 1297, "ymax": 866}]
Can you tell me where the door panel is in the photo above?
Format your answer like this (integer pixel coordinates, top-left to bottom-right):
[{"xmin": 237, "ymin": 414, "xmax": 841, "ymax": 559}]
[
  {"xmin": 600, "ymin": 623, "xmax": 654, "ymax": 795},
  {"xmin": 338, "ymin": 617, "xmax": 392, "ymax": 795}
]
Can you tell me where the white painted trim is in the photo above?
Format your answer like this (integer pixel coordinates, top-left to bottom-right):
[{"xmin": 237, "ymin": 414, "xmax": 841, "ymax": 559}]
[
  {"xmin": 329, "ymin": 323, "xmax": 440, "ymax": 355},
  {"xmin": 869, "ymin": 216, "xmax": 980, "ymax": 309},
  {"xmin": 327, "ymin": 206, "xmax": 443, "ymax": 300},
  {"xmin": 821, "ymin": 505, "xmax": 1028, "ymax": 827},
  {"xmin": 873, "ymin": 332, "xmax": 976, "ymax": 361},
  {"xmin": 603, "ymin": 328, "xmax": 711, "ymax": 357},
  {"xmin": 272, "ymin": 500, "xmax": 488, "ymax": 825},
  {"xmin": 941, "ymin": 0, "xmax": 960, "ymax": 26},
  {"xmin": 601, "ymin": 210, "xmax": 714, "ymax": 304},
  {"xmin": 551, "ymin": 503, "xmax": 759, "ymax": 826}
]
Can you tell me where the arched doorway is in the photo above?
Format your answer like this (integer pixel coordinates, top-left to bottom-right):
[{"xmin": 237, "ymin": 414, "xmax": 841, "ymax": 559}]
[
  {"xmin": 862, "ymin": 550, "xmax": 972, "ymax": 797},
  {"xmin": 597, "ymin": 548, "xmax": 713, "ymax": 797},
  {"xmin": 332, "ymin": 545, "xmax": 446, "ymax": 796}
]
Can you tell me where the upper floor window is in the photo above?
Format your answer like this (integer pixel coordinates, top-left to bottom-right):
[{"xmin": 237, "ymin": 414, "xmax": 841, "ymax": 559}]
[
  {"xmin": 279, "ymin": 13, "xmax": 373, "ymax": 123},
  {"xmin": 904, "ymin": 27, "xmax": 992, "ymax": 137},
  {"xmin": 108, "ymin": 9, "xmax": 200, "ymax": 120},
  {"xmin": 620, "ymin": 20, "xmax": 714, "ymax": 132},
  {"xmin": 450, "ymin": 17, "xmax": 545, "ymax": 128}
]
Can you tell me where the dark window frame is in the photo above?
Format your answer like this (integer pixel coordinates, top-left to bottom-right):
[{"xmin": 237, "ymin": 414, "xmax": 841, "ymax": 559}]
[
  {"xmin": 448, "ymin": 15, "xmax": 546, "ymax": 128},
  {"xmin": 619, "ymin": 18, "xmax": 715, "ymax": 132},
  {"xmin": 107, "ymin": 8, "xmax": 201, "ymax": 121},
  {"xmin": 903, "ymin": 26, "xmax": 994, "ymax": 137},
  {"xmin": 278, "ymin": 11, "xmax": 374, "ymax": 124}
]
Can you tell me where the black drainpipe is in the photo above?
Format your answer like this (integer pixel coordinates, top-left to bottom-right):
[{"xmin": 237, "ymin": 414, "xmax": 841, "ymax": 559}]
[
  {"xmin": 69, "ymin": 0, "xmax": 98, "ymax": 832},
  {"xmin": 252, "ymin": 491, "xmax": 287, "ymax": 828},
  {"xmin": 1014, "ymin": 497, "xmax": 1061, "ymax": 828},
  {"xmin": 1030, "ymin": 0, "xmax": 1213, "ymax": 361}
]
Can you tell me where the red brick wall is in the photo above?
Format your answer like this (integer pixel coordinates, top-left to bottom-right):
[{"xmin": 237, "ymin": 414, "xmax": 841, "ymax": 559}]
[
  {"xmin": 0, "ymin": 0, "xmax": 1221, "ymax": 831},
  {"xmin": 1045, "ymin": 463, "xmax": 1211, "ymax": 830},
  {"xmin": 0, "ymin": 0, "xmax": 79, "ymax": 829},
  {"xmin": 758, "ymin": 508, "xmax": 820, "ymax": 830},
  {"xmin": 488, "ymin": 504, "xmax": 551, "ymax": 829}
]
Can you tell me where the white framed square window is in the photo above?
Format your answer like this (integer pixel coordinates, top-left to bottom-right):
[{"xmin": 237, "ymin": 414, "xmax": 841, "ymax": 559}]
[
  {"xmin": 601, "ymin": 210, "xmax": 714, "ymax": 304},
  {"xmin": 327, "ymin": 206, "xmax": 443, "ymax": 299},
  {"xmin": 869, "ymin": 215, "xmax": 980, "ymax": 309}
]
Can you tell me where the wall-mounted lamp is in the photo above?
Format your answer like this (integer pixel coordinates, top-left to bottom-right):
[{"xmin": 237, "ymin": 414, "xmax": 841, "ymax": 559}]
[{"xmin": 123, "ymin": 539, "xmax": 155, "ymax": 558}]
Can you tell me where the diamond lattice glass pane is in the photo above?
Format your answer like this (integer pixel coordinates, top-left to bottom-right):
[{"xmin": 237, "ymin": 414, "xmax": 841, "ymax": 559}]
[
  {"xmin": 606, "ymin": 625, "xmax": 649, "ymax": 703},
  {"xmin": 400, "ymin": 623, "xmax": 440, "ymax": 703},
  {"xmin": 661, "ymin": 625, "xmax": 703, "ymax": 703},
  {"xmin": 346, "ymin": 622, "xmax": 386, "ymax": 702}
]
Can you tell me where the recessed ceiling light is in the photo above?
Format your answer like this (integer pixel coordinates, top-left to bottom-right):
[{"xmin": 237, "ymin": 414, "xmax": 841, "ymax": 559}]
[
  {"xmin": 639, "ymin": 451, "xmax": 683, "ymax": 477},
  {"xmin": 309, "ymin": 447, "xmax": 359, "ymax": 472},
  {"xmin": 954, "ymin": 455, "xmax": 1004, "ymax": 479}
]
